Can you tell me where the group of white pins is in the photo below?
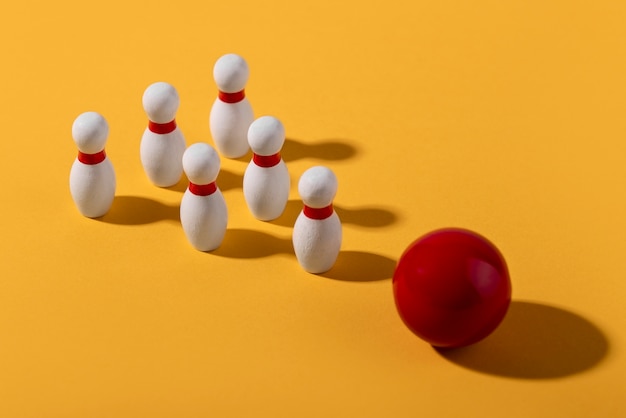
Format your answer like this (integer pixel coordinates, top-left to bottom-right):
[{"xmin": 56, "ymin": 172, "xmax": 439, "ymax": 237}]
[{"xmin": 69, "ymin": 53, "xmax": 341, "ymax": 274}]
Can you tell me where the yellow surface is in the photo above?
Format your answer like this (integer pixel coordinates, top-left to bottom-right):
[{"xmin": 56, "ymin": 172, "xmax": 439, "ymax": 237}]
[{"xmin": 1, "ymin": 1, "xmax": 625, "ymax": 416}]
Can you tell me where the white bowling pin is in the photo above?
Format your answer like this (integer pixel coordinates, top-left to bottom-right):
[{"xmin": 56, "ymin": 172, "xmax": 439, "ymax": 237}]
[
  {"xmin": 293, "ymin": 166, "xmax": 342, "ymax": 273},
  {"xmin": 140, "ymin": 82, "xmax": 187, "ymax": 187},
  {"xmin": 209, "ymin": 53, "xmax": 254, "ymax": 158},
  {"xmin": 180, "ymin": 143, "xmax": 228, "ymax": 251},
  {"xmin": 69, "ymin": 111, "xmax": 116, "ymax": 218},
  {"xmin": 243, "ymin": 116, "xmax": 290, "ymax": 221}
]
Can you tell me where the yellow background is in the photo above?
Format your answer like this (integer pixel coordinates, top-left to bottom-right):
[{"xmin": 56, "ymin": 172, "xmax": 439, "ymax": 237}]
[{"xmin": 1, "ymin": 1, "xmax": 624, "ymax": 416}]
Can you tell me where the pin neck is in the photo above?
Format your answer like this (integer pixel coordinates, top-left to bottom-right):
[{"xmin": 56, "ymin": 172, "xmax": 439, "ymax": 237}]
[
  {"xmin": 148, "ymin": 119, "xmax": 177, "ymax": 134},
  {"xmin": 189, "ymin": 181, "xmax": 217, "ymax": 196},
  {"xmin": 218, "ymin": 89, "xmax": 245, "ymax": 103},
  {"xmin": 253, "ymin": 152, "xmax": 281, "ymax": 168},
  {"xmin": 78, "ymin": 149, "xmax": 106, "ymax": 165},
  {"xmin": 303, "ymin": 204, "xmax": 334, "ymax": 220}
]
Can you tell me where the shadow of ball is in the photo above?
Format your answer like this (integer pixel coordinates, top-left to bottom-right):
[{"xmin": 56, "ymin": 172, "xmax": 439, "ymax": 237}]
[{"xmin": 435, "ymin": 301, "xmax": 609, "ymax": 379}]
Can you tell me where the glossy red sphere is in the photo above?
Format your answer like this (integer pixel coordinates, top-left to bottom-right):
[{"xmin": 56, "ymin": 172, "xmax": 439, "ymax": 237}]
[{"xmin": 393, "ymin": 228, "xmax": 511, "ymax": 348}]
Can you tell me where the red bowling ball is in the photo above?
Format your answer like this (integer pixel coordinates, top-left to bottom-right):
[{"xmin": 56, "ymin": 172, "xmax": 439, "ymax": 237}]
[{"xmin": 393, "ymin": 228, "xmax": 512, "ymax": 348}]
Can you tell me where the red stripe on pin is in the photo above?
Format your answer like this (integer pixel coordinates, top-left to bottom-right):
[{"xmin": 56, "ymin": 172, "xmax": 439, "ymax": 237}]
[
  {"xmin": 303, "ymin": 204, "xmax": 334, "ymax": 220},
  {"xmin": 253, "ymin": 152, "xmax": 281, "ymax": 168},
  {"xmin": 218, "ymin": 89, "xmax": 245, "ymax": 103},
  {"xmin": 148, "ymin": 119, "xmax": 177, "ymax": 134},
  {"xmin": 78, "ymin": 150, "xmax": 106, "ymax": 165},
  {"xmin": 189, "ymin": 182, "xmax": 217, "ymax": 196}
]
